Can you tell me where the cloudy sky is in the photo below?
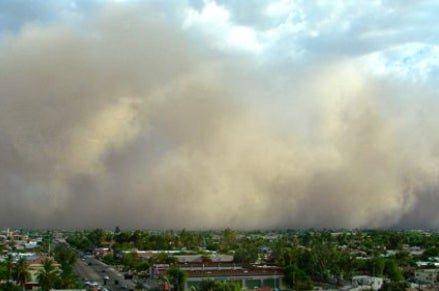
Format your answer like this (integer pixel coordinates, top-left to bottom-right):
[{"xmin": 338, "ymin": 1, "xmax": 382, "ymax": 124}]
[{"xmin": 1, "ymin": 0, "xmax": 439, "ymax": 230}]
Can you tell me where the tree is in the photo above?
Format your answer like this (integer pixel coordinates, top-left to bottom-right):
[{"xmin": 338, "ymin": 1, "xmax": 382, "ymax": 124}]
[
  {"xmin": 88, "ymin": 228, "xmax": 106, "ymax": 247},
  {"xmin": 284, "ymin": 265, "xmax": 313, "ymax": 291},
  {"xmin": 166, "ymin": 266, "xmax": 187, "ymax": 291},
  {"xmin": 220, "ymin": 228, "xmax": 237, "ymax": 252},
  {"xmin": 198, "ymin": 280, "xmax": 241, "ymax": 291},
  {"xmin": 369, "ymin": 256, "xmax": 385, "ymax": 277},
  {"xmin": 65, "ymin": 232, "xmax": 94, "ymax": 253},
  {"xmin": 0, "ymin": 263, "xmax": 7, "ymax": 281},
  {"xmin": 54, "ymin": 244, "xmax": 77, "ymax": 267},
  {"xmin": 102, "ymin": 253, "xmax": 116, "ymax": 265},
  {"xmin": 57, "ymin": 269, "xmax": 78, "ymax": 290},
  {"xmin": 37, "ymin": 259, "xmax": 60, "ymax": 291},
  {"xmin": 151, "ymin": 253, "xmax": 178, "ymax": 264},
  {"xmin": 0, "ymin": 256, "xmax": 20, "ymax": 291},
  {"xmin": 4, "ymin": 255, "xmax": 13, "ymax": 284},
  {"xmin": 380, "ymin": 281, "xmax": 409, "ymax": 291},
  {"xmin": 12, "ymin": 257, "xmax": 30, "ymax": 291},
  {"xmin": 120, "ymin": 252, "xmax": 146, "ymax": 272},
  {"xmin": 53, "ymin": 244, "xmax": 79, "ymax": 289},
  {"xmin": 384, "ymin": 259, "xmax": 404, "ymax": 282},
  {"xmin": 233, "ymin": 246, "xmax": 258, "ymax": 264},
  {"xmin": 0, "ymin": 282, "xmax": 21, "ymax": 291}
]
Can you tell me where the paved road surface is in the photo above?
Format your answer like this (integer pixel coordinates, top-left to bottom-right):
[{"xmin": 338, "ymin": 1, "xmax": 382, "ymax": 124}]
[{"xmin": 74, "ymin": 256, "xmax": 136, "ymax": 290}]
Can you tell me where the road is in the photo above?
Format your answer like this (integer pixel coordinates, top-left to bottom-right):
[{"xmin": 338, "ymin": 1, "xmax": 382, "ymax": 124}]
[{"xmin": 74, "ymin": 255, "xmax": 137, "ymax": 291}]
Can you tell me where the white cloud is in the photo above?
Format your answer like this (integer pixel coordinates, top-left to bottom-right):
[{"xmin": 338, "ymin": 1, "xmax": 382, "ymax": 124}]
[
  {"xmin": 360, "ymin": 43, "xmax": 439, "ymax": 82},
  {"xmin": 183, "ymin": 1, "xmax": 263, "ymax": 53},
  {"xmin": 219, "ymin": 0, "xmax": 439, "ymax": 84}
]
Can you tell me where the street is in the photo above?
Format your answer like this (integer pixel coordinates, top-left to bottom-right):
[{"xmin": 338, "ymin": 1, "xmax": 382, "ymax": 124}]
[{"xmin": 74, "ymin": 255, "xmax": 136, "ymax": 291}]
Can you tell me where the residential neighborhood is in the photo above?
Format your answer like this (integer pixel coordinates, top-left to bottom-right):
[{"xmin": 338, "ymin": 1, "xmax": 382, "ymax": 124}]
[{"xmin": 3, "ymin": 228, "xmax": 439, "ymax": 291}]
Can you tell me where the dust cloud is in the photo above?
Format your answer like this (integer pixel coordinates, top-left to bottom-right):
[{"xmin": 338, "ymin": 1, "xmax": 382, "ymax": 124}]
[{"xmin": 0, "ymin": 4, "xmax": 438, "ymax": 230}]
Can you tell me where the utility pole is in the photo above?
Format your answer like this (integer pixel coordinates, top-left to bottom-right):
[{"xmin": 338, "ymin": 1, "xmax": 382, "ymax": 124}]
[
  {"xmin": 373, "ymin": 262, "xmax": 375, "ymax": 277},
  {"xmin": 293, "ymin": 271, "xmax": 295, "ymax": 291},
  {"xmin": 48, "ymin": 232, "xmax": 51, "ymax": 258}
]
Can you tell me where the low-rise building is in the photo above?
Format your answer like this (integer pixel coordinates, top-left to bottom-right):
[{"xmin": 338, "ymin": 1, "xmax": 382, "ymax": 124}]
[
  {"xmin": 414, "ymin": 269, "xmax": 439, "ymax": 285},
  {"xmin": 155, "ymin": 263, "xmax": 284, "ymax": 291},
  {"xmin": 26, "ymin": 256, "xmax": 61, "ymax": 286},
  {"xmin": 352, "ymin": 275, "xmax": 383, "ymax": 290}
]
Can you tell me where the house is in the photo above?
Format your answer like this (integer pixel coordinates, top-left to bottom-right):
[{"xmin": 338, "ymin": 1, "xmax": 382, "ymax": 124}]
[
  {"xmin": 351, "ymin": 275, "xmax": 383, "ymax": 290},
  {"xmin": 25, "ymin": 256, "xmax": 61, "ymax": 288},
  {"xmin": 95, "ymin": 247, "xmax": 111, "ymax": 257},
  {"xmin": 414, "ymin": 269, "xmax": 439, "ymax": 285},
  {"xmin": 408, "ymin": 246, "xmax": 424, "ymax": 257},
  {"xmin": 416, "ymin": 261, "xmax": 439, "ymax": 268}
]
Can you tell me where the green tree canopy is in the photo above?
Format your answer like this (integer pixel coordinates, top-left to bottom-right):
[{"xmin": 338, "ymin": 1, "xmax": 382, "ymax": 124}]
[
  {"xmin": 384, "ymin": 259, "xmax": 404, "ymax": 282},
  {"xmin": 12, "ymin": 257, "xmax": 30, "ymax": 290},
  {"xmin": 166, "ymin": 266, "xmax": 187, "ymax": 291},
  {"xmin": 197, "ymin": 280, "xmax": 241, "ymax": 291},
  {"xmin": 37, "ymin": 259, "xmax": 60, "ymax": 291},
  {"xmin": 284, "ymin": 264, "xmax": 313, "ymax": 291}
]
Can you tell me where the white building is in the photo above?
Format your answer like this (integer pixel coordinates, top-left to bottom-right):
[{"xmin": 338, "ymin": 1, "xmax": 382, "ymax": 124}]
[{"xmin": 352, "ymin": 275, "xmax": 383, "ymax": 290}]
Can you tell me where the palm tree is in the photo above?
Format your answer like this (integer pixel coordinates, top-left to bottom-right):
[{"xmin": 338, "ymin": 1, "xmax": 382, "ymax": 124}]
[
  {"xmin": 5, "ymin": 254, "xmax": 14, "ymax": 283},
  {"xmin": 37, "ymin": 258, "xmax": 59, "ymax": 291},
  {"xmin": 59, "ymin": 270, "xmax": 77, "ymax": 289},
  {"xmin": 166, "ymin": 266, "xmax": 187, "ymax": 291},
  {"xmin": 12, "ymin": 257, "xmax": 31, "ymax": 291}
]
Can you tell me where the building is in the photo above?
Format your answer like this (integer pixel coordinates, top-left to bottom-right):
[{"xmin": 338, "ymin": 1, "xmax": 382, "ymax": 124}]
[
  {"xmin": 351, "ymin": 275, "xmax": 383, "ymax": 290},
  {"xmin": 25, "ymin": 256, "xmax": 61, "ymax": 289},
  {"xmin": 414, "ymin": 269, "xmax": 439, "ymax": 285},
  {"xmin": 154, "ymin": 263, "xmax": 284, "ymax": 291}
]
